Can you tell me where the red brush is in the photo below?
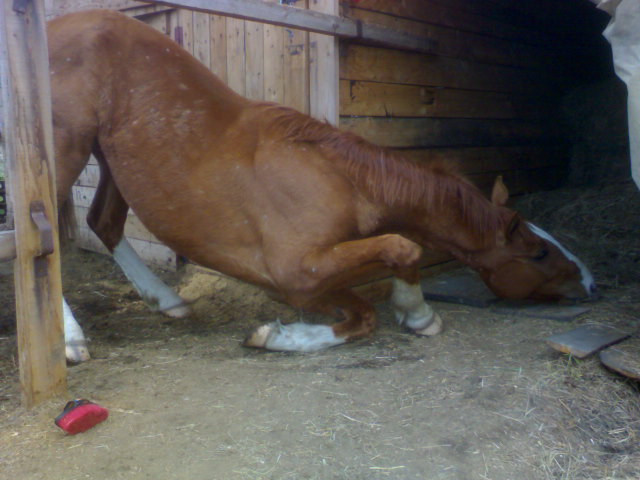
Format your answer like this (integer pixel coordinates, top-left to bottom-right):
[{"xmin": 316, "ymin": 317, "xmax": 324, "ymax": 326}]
[{"xmin": 55, "ymin": 399, "xmax": 109, "ymax": 434}]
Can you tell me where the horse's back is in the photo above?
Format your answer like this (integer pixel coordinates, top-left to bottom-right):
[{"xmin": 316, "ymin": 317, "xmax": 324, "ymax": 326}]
[
  {"xmin": 48, "ymin": 10, "xmax": 250, "ymax": 206},
  {"xmin": 47, "ymin": 10, "xmax": 284, "ymax": 282}
]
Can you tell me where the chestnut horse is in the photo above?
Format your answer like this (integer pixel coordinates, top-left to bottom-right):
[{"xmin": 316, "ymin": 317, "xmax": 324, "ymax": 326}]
[{"xmin": 48, "ymin": 10, "xmax": 595, "ymax": 362}]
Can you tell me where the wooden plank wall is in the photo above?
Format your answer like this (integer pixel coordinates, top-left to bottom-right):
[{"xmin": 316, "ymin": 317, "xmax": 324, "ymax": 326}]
[{"xmin": 338, "ymin": 0, "xmax": 609, "ymax": 196}]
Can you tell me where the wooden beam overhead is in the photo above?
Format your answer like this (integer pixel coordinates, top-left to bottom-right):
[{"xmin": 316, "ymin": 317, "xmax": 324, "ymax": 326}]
[
  {"xmin": 149, "ymin": 0, "xmax": 356, "ymax": 35},
  {"xmin": 145, "ymin": 0, "xmax": 435, "ymax": 53}
]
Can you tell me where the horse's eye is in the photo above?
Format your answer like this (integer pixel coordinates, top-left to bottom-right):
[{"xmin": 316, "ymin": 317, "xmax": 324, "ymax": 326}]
[{"xmin": 533, "ymin": 247, "xmax": 549, "ymax": 261}]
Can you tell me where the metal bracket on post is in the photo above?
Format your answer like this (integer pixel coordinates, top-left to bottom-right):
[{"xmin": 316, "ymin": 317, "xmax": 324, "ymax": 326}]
[
  {"xmin": 30, "ymin": 201, "xmax": 54, "ymax": 277},
  {"xmin": 30, "ymin": 200, "xmax": 54, "ymax": 256},
  {"xmin": 12, "ymin": 0, "xmax": 29, "ymax": 14}
]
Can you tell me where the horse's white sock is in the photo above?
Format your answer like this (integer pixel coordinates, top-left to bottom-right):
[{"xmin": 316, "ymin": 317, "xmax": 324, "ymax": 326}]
[
  {"xmin": 244, "ymin": 321, "xmax": 344, "ymax": 351},
  {"xmin": 112, "ymin": 238, "xmax": 189, "ymax": 317},
  {"xmin": 63, "ymin": 297, "xmax": 90, "ymax": 362},
  {"xmin": 391, "ymin": 277, "xmax": 442, "ymax": 335}
]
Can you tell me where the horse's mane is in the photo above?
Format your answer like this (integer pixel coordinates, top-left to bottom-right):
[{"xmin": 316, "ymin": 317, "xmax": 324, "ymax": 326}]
[{"xmin": 258, "ymin": 104, "xmax": 504, "ymax": 241}]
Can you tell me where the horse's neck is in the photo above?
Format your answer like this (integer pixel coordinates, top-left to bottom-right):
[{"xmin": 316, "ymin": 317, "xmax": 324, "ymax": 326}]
[{"xmin": 373, "ymin": 178, "xmax": 501, "ymax": 257}]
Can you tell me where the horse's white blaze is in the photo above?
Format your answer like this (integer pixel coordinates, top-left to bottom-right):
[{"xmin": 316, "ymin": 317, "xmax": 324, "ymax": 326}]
[
  {"xmin": 391, "ymin": 278, "xmax": 442, "ymax": 335},
  {"xmin": 527, "ymin": 222, "xmax": 595, "ymax": 294},
  {"xmin": 112, "ymin": 238, "xmax": 189, "ymax": 315},
  {"xmin": 63, "ymin": 297, "xmax": 90, "ymax": 362},
  {"xmin": 246, "ymin": 321, "xmax": 344, "ymax": 352}
]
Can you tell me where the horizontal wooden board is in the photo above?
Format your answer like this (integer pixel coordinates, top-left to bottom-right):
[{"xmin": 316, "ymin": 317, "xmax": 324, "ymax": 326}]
[
  {"xmin": 546, "ymin": 324, "xmax": 631, "ymax": 359},
  {"xmin": 339, "ymin": 117, "xmax": 554, "ymax": 148},
  {"xmin": 75, "ymin": 226, "xmax": 177, "ymax": 269},
  {"xmin": 468, "ymin": 166, "xmax": 568, "ymax": 196},
  {"xmin": 484, "ymin": 0, "xmax": 609, "ymax": 40},
  {"xmin": 345, "ymin": 8, "xmax": 561, "ymax": 72},
  {"xmin": 76, "ymin": 164, "xmax": 100, "ymax": 188},
  {"xmin": 491, "ymin": 300, "xmax": 589, "ymax": 321},
  {"xmin": 46, "ymin": 0, "xmax": 147, "ymax": 19},
  {"xmin": 72, "ymin": 185, "xmax": 97, "ymax": 209},
  {"xmin": 348, "ymin": 1, "xmax": 566, "ymax": 48},
  {"xmin": 73, "ymin": 206, "xmax": 160, "ymax": 244},
  {"xmin": 600, "ymin": 336, "xmax": 640, "ymax": 380},
  {"xmin": 399, "ymin": 146, "xmax": 567, "ymax": 175},
  {"xmin": 340, "ymin": 45, "xmax": 559, "ymax": 95},
  {"xmin": 339, "ymin": 80, "xmax": 552, "ymax": 119}
]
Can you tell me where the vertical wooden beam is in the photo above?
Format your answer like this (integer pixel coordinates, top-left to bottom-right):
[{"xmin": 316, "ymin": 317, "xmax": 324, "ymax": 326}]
[
  {"xmin": 245, "ymin": 19, "xmax": 264, "ymax": 100},
  {"xmin": 192, "ymin": 11, "xmax": 211, "ymax": 68},
  {"xmin": 209, "ymin": 14, "xmax": 227, "ymax": 82},
  {"xmin": 177, "ymin": 8, "xmax": 194, "ymax": 54},
  {"xmin": 0, "ymin": 0, "xmax": 66, "ymax": 407},
  {"xmin": 226, "ymin": 17, "xmax": 246, "ymax": 95},
  {"xmin": 308, "ymin": 0, "xmax": 339, "ymax": 125},
  {"xmin": 263, "ymin": 21, "xmax": 284, "ymax": 104}
]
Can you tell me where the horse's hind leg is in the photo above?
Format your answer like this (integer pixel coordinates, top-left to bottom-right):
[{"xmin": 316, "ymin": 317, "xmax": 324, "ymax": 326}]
[
  {"xmin": 87, "ymin": 158, "xmax": 190, "ymax": 318},
  {"xmin": 244, "ymin": 289, "xmax": 376, "ymax": 351},
  {"xmin": 54, "ymin": 128, "xmax": 96, "ymax": 362}
]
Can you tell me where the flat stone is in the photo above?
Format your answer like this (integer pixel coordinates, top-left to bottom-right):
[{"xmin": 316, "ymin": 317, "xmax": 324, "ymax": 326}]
[
  {"xmin": 421, "ymin": 267, "xmax": 498, "ymax": 308},
  {"xmin": 546, "ymin": 324, "xmax": 631, "ymax": 359},
  {"xmin": 491, "ymin": 300, "xmax": 590, "ymax": 321},
  {"xmin": 599, "ymin": 335, "xmax": 640, "ymax": 380}
]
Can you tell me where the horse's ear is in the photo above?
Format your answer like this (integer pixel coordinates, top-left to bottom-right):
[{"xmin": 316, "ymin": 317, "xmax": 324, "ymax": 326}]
[{"xmin": 491, "ymin": 175, "xmax": 509, "ymax": 207}]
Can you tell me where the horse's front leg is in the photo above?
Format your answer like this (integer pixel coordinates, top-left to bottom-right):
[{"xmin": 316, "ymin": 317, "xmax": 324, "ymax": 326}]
[
  {"xmin": 244, "ymin": 288, "xmax": 375, "ymax": 351},
  {"xmin": 391, "ymin": 269, "xmax": 443, "ymax": 336},
  {"xmin": 244, "ymin": 233, "xmax": 429, "ymax": 352}
]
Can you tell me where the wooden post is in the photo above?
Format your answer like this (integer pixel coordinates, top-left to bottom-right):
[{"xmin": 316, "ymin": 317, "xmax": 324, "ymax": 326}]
[
  {"xmin": 0, "ymin": 0, "xmax": 67, "ymax": 407},
  {"xmin": 309, "ymin": 0, "xmax": 339, "ymax": 126}
]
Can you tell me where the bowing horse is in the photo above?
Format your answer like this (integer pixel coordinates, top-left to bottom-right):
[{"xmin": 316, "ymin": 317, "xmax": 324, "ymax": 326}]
[{"xmin": 48, "ymin": 10, "xmax": 595, "ymax": 362}]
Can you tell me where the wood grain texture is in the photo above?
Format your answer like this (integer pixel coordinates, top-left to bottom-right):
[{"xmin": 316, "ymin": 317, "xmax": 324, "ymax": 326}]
[
  {"xmin": 340, "ymin": 80, "xmax": 552, "ymax": 119},
  {"xmin": 339, "ymin": 117, "xmax": 552, "ymax": 148},
  {"xmin": 340, "ymin": 45, "xmax": 558, "ymax": 95},
  {"xmin": 309, "ymin": 0, "xmax": 339, "ymax": 125},
  {"xmin": 1, "ymin": 0, "xmax": 66, "ymax": 407}
]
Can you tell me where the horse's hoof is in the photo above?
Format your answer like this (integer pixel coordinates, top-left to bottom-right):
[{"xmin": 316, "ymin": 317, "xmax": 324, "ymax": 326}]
[
  {"xmin": 161, "ymin": 303, "xmax": 191, "ymax": 319},
  {"xmin": 243, "ymin": 324, "xmax": 273, "ymax": 349},
  {"xmin": 66, "ymin": 343, "xmax": 91, "ymax": 363},
  {"xmin": 414, "ymin": 313, "xmax": 443, "ymax": 336}
]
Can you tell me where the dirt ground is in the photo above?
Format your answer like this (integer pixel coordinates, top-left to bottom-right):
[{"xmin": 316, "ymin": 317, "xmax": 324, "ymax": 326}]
[{"xmin": 0, "ymin": 182, "xmax": 639, "ymax": 480}]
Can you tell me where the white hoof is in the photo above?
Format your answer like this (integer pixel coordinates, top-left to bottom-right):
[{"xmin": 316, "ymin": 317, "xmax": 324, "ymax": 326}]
[
  {"xmin": 243, "ymin": 321, "xmax": 344, "ymax": 352},
  {"xmin": 161, "ymin": 303, "xmax": 191, "ymax": 319},
  {"xmin": 243, "ymin": 324, "xmax": 273, "ymax": 349},
  {"xmin": 413, "ymin": 313, "xmax": 443, "ymax": 336},
  {"xmin": 66, "ymin": 341, "xmax": 91, "ymax": 363}
]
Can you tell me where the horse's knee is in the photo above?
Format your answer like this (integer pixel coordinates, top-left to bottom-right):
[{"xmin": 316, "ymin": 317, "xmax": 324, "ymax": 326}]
[{"xmin": 380, "ymin": 234, "xmax": 423, "ymax": 269}]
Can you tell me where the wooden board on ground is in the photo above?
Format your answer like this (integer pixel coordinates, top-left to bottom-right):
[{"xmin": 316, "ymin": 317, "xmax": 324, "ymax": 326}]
[
  {"xmin": 491, "ymin": 300, "xmax": 590, "ymax": 321},
  {"xmin": 546, "ymin": 324, "xmax": 631, "ymax": 359},
  {"xmin": 599, "ymin": 335, "xmax": 640, "ymax": 380},
  {"xmin": 421, "ymin": 267, "xmax": 498, "ymax": 308}
]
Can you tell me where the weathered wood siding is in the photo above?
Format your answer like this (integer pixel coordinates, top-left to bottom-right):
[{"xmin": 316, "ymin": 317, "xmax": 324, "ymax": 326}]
[{"xmin": 338, "ymin": 0, "xmax": 610, "ymax": 195}]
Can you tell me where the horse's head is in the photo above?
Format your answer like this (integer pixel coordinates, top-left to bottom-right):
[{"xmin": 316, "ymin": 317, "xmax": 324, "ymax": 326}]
[{"xmin": 471, "ymin": 178, "xmax": 595, "ymax": 301}]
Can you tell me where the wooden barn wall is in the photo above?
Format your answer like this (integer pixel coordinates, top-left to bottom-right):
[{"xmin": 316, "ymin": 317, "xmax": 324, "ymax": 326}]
[{"xmin": 338, "ymin": 0, "xmax": 609, "ymax": 196}]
